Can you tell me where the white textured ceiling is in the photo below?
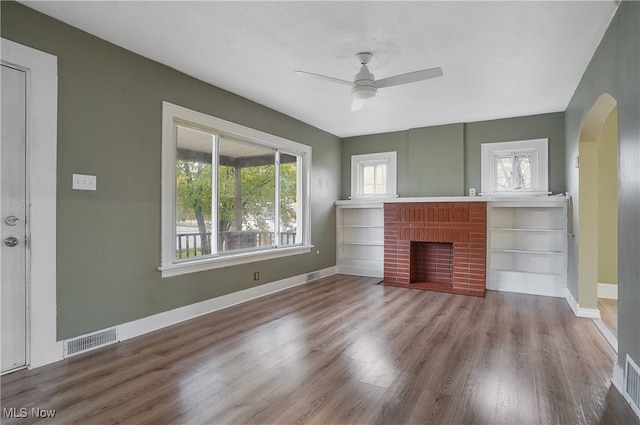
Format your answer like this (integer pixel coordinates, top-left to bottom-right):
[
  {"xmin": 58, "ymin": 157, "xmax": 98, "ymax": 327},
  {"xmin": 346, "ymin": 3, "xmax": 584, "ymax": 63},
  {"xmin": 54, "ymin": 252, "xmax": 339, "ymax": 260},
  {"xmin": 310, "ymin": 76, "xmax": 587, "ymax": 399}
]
[{"xmin": 22, "ymin": 1, "xmax": 618, "ymax": 138}]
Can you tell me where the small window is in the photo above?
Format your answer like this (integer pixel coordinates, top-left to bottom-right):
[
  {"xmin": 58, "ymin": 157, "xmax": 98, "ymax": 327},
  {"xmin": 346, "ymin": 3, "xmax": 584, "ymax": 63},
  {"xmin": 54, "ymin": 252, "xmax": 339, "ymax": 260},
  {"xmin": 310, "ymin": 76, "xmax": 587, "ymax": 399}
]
[
  {"xmin": 481, "ymin": 139, "xmax": 548, "ymax": 195},
  {"xmin": 362, "ymin": 163, "xmax": 387, "ymax": 195},
  {"xmin": 351, "ymin": 152, "xmax": 397, "ymax": 199},
  {"xmin": 161, "ymin": 102, "xmax": 312, "ymax": 277}
]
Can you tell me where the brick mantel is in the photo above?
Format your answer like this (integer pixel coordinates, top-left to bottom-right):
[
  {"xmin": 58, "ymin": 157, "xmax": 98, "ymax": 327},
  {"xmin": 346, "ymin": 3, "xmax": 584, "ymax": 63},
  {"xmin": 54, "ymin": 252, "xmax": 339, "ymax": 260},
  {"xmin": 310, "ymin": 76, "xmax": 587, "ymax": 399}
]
[{"xmin": 383, "ymin": 202, "xmax": 487, "ymax": 296}]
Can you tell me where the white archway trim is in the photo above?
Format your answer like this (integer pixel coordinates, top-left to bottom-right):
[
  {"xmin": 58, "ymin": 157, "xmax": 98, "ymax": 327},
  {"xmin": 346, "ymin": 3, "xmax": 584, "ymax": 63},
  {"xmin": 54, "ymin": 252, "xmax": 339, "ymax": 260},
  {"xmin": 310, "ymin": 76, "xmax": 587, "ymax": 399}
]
[{"xmin": 1, "ymin": 38, "xmax": 62, "ymax": 368}]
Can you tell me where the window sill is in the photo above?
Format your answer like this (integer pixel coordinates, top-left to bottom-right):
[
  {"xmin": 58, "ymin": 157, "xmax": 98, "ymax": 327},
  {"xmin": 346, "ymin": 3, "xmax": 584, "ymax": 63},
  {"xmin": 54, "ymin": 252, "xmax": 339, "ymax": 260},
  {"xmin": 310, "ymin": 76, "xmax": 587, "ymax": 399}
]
[
  {"xmin": 348, "ymin": 194, "xmax": 399, "ymax": 201},
  {"xmin": 159, "ymin": 245, "xmax": 313, "ymax": 278},
  {"xmin": 480, "ymin": 191, "xmax": 551, "ymax": 197}
]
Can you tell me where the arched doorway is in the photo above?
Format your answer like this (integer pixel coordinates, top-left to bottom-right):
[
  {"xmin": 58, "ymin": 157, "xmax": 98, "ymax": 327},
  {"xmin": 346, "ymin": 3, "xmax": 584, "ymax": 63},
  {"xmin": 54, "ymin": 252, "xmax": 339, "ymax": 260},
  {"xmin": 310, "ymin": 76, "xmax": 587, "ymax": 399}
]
[{"xmin": 578, "ymin": 93, "xmax": 618, "ymax": 341}]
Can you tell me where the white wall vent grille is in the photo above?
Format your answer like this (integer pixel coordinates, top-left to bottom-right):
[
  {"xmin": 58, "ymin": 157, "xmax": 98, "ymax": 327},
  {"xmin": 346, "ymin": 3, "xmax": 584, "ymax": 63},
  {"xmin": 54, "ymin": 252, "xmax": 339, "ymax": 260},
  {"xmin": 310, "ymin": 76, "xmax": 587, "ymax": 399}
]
[
  {"xmin": 64, "ymin": 327, "xmax": 118, "ymax": 358},
  {"xmin": 307, "ymin": 272, "xmax": 320, "ymax": 282},
  {"xmin": 625, "ymin": 354, "xmax": 640, "ymax": 418}
]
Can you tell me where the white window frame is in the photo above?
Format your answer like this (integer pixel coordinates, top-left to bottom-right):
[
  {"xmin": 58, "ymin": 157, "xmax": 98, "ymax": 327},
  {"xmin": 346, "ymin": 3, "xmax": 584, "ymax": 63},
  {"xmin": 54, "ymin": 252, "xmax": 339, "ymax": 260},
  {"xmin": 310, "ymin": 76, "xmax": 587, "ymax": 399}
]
[
  {"xmin": 350, "ymin": 151, "xmax": 398, "ymax": 199},
  {"xmin": 160, "ymin": 102, "xmax": 312, "ymax": 277},
  {"xmin": 480, "ymin": 138, "xmax": 549, "ymax": 195}
]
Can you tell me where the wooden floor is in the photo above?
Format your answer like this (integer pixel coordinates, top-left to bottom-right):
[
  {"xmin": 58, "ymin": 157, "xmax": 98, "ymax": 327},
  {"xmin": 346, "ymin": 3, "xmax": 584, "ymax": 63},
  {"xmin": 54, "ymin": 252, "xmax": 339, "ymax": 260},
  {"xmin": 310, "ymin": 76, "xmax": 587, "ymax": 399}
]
[
  {"xmin": 2, "ymin": 275, "xmax": 638, "ymax": 425},
  {"xmin": 598, "ymin": 298, "xmax": 618, "ymax": 338}
]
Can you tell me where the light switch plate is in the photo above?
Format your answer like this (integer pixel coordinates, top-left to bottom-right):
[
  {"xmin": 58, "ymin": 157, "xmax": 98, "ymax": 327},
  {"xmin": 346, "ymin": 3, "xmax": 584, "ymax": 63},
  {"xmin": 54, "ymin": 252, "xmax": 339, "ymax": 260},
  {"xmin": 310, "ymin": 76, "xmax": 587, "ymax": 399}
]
[{"xmin": 72, "ymin": 174, "xmax": 97, "ymax": 191}]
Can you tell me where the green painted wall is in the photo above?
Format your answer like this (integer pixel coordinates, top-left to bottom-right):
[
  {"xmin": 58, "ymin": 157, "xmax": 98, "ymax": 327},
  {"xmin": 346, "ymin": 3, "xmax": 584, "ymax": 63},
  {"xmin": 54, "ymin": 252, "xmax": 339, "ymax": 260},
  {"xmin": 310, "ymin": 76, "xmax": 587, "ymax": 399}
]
[
  {"xmin": 341, "ymin": 113, "xmax": 565, "ymax": 199},
  {"xmin": 341, "ymin": 130, "xmax": 408, "ymax": 198},
  {"xmin": 340, "ymin": 124, "xmax": 465, "ymax": 198},
  {"xmin": 464, "ymin": 113, "xmax": 566, "ymax": 194},
  {"xmin": 407, "ymin": 125, "xmax": 464, "ymax": 197},
  {"xmin": 565, "ymin": 0, "xmax": 639, "ymax": 371},
  {"xmin": 1, "ymin": 2, "xmax": 341, "ymax": 340}
]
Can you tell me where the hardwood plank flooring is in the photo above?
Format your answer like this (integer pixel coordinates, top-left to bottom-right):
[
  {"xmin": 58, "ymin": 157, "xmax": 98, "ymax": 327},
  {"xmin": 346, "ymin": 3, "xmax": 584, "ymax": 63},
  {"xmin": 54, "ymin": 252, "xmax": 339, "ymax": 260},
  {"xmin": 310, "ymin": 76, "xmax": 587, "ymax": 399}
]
[
  {"xmin": 2, "ymin": 275, "xmax": 638, "ymax": 425},
  {"xmin": 598, "ymin": 298, "xmax": 618, "ymax": 337}
]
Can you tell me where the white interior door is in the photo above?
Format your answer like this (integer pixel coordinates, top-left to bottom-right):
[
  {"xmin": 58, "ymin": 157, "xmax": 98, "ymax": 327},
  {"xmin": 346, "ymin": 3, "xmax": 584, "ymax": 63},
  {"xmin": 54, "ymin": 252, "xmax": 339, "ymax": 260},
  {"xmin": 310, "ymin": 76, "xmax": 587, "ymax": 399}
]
[{"xmin": 1, "ymin": 64, "xmax": 28, "ymax": 373}]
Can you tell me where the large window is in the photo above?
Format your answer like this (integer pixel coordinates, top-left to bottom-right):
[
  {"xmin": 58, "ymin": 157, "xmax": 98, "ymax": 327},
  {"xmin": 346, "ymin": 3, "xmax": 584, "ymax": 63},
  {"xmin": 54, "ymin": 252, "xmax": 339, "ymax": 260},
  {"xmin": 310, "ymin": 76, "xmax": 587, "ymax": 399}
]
[
  {"xmin": 481, "ymin": 138, "xmax": 549, "ymax": 195},
  {"xmin": 161, "ymin": 102, "xmax": 311, "ymax": 277}
]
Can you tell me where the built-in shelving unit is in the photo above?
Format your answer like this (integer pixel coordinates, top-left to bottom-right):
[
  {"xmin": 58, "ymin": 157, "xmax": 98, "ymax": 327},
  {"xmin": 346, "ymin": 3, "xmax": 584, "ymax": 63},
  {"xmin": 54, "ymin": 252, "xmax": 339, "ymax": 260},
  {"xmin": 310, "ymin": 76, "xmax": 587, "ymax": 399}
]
[
  {"xmin": 487, "ymin": 196, "xmax": 568, "ymax": 297},
  {"xmin": 335, "ymin": 201, "xmax": 384, "ymax": 278},
  {"xmin": 336, "ymin": 196, "xmax": 569, "ymax": 296}
]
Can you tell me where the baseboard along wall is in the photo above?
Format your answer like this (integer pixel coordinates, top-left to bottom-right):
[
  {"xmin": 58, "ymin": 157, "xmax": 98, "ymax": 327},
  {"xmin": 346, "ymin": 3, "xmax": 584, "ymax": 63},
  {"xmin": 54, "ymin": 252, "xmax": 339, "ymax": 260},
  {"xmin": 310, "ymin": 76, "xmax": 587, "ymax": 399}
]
[
  {"xmin": 598, "ymin": 282, "xmax": 618, "ymax": 300},
  {"xmin": 47, "ymin": 267, "xmax": 337, "ymax": 367}
]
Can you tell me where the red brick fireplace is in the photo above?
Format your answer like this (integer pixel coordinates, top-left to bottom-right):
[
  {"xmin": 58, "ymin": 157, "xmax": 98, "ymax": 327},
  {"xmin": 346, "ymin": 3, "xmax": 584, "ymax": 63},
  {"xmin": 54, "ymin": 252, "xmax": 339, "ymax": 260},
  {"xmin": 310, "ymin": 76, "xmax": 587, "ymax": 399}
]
[{"xmin": 383, "ymin": 202, "xmax": 487, "ymax": 296}]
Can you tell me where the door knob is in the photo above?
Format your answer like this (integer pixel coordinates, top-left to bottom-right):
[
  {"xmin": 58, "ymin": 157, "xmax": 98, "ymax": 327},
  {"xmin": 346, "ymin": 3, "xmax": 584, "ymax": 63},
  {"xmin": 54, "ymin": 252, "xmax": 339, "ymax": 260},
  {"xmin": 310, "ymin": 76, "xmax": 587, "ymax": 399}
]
[{"xmin": 4, "ymin": 237, "xmax": 19, "ymax": 247}]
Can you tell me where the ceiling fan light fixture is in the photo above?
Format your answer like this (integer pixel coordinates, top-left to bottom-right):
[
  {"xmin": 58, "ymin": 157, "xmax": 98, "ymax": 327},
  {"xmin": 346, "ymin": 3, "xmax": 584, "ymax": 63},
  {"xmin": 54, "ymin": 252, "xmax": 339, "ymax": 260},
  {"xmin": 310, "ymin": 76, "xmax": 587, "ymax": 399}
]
[{"xmin": 352, "ymin": 84, "xmax": 377, "ymax": 100}]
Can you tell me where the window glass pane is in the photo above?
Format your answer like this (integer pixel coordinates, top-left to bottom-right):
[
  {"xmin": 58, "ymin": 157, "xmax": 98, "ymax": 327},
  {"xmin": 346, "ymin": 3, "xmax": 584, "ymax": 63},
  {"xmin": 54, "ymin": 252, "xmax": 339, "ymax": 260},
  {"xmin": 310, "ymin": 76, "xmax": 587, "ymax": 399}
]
[
  {"xmin": 362, "ymin": 165, "xmax": 375, "ymax": 194},
  {"xmin": 513, "ymin": 155, "xmax": 532, "ymax": 190},
  {"xmin": 280, "ymin": 153, "xmax": 299, "ymax": 246},
  {"xmin": 375, "ymin": 164, "xmax": 387, "ymax": 194},
  {"xmin": 495, "ymin": 156, "xmax": 513, "ymax": 192},
  {"xmin": 175, "ymin": 126, "xmax": 214, "ymax": 259},
  {"xmin": 218, "ymin": 137, "xmax": 276, "ymax": 252}
]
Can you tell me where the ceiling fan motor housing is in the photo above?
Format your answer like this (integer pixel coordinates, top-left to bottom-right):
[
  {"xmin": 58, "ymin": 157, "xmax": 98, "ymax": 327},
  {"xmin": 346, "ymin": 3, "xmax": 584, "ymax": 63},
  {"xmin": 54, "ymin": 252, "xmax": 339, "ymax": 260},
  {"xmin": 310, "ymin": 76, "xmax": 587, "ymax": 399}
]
[{"xmin": 352, "ymin": 64, "xmax": 377, "ymax": 99}]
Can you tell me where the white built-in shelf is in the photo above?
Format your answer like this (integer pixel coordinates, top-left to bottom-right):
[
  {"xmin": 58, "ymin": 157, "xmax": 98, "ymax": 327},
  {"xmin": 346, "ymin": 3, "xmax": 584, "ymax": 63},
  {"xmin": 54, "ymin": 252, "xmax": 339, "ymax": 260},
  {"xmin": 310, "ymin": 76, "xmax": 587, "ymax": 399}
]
[
  {"xmin": 487, "ymin": 196, "xmax": 568, "ymax": 298},
  {"xmin": 336, "ymin": 201, "xmax": 384, "ymax": 278}
]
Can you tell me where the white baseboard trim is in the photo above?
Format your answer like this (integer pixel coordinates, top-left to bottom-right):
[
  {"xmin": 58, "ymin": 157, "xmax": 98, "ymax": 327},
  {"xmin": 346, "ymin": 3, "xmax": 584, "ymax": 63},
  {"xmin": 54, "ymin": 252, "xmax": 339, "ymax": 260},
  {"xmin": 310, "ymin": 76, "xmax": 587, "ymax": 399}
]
[
  {"xmin": 30, "ymin": 266, "xmax": 335, "ymax": 369},
  {"xmin": 592, "ymin": 319, "xmax": 618, "ymax": 352},
  {"xmin": 612, "ymin": 361, "xmax": 625, "ymax": 395},
  {"xmin": 336, "ymin": 265, "xmax": 382, "ymax": 278},
  {"xmin": 119, "ymin": 266, "xmax": 336, "ymax": 341},
  {"xmin": 598, "ymin": 282, "xmax": 618, "ymax": 300},
  {"xmin": 29, "ymin": 341, "xmax": 64, "ymax": 370},
  {"xmin": 611, "ymin": 361, "xmax": 640, "ymax": 419},
  {"xmin": 486, "ymin": 280, "xmax": 569, "ymax": 298},
  {"xmin": 565, "ymin": 291, "xmax": 602, "ymax": 318}
]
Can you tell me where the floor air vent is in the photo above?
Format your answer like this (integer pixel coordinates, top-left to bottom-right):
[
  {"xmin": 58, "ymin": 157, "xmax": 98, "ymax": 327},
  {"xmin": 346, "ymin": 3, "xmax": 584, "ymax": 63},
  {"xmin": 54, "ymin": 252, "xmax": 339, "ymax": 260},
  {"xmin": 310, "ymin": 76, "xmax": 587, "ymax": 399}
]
[
  {"xmin": 625, "ymin": 354, "xmax": 640, "ymax": 417},
  {"xmin": 64, "ymin": 327, "xmax": 118, "ymax": 358}
]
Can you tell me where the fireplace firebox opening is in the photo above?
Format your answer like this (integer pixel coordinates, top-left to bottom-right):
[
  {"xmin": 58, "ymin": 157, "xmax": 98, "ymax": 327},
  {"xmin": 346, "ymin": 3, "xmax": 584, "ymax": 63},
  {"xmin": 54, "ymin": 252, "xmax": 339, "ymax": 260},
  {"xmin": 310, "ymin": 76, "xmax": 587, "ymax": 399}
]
[{"xmin": 410, "ymin": 241, "xmax": 453, "ymax": 287}]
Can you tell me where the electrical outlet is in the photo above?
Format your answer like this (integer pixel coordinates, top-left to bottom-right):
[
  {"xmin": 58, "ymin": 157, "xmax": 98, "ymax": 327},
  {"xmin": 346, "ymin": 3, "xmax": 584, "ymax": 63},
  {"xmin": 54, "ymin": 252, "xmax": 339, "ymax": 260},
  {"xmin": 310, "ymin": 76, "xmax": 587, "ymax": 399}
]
[{"xmin": 253, "ymin": 271, "xmax": 259, "ymax": 281}]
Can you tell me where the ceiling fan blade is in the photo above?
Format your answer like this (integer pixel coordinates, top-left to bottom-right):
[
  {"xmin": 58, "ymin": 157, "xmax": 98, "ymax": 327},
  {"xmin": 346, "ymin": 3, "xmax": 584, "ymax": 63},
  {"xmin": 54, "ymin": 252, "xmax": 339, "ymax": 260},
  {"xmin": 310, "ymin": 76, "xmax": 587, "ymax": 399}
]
[
  {"xmin": 294, "ymin": 70, "xmax": 353, "ymax": 86},
  {"xmin": 351, "ymin": 97, "xmax": 367, "ymax": 111},
  {"xmin": 376, "ymin": 67, "xmax": 443, "ymax": 89}
]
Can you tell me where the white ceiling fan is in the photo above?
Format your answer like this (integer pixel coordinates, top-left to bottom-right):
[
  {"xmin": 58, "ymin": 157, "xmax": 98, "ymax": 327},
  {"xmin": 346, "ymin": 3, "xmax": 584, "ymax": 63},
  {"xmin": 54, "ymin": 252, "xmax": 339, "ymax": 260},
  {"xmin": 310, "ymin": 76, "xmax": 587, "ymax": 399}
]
[{"xmin": 295, "ymin": 52, "xmax": 443, "ymax": 111}]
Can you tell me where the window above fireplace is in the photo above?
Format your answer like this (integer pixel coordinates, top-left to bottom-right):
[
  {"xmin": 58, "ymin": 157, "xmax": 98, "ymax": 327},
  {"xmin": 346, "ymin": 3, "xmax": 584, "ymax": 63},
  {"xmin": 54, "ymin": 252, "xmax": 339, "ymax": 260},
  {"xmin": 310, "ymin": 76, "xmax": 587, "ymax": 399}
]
[
  {"xmin": 480, "ymin": 138, "xmax": 549, "ymax": 196},
  {"xmin": 350, "ymin": 151, "xmax": 398, "ymax": 199}
]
